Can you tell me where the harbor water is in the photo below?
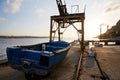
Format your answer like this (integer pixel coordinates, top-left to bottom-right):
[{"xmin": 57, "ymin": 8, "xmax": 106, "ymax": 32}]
[{"xmin": 0, "ymin": 38, "xmax": 49, "ymax": 60}]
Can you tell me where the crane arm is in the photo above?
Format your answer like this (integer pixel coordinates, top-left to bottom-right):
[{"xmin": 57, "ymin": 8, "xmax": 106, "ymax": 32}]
[{"xmin": 56, "ymin": 0, "xmax": 68, "ymax": 16}]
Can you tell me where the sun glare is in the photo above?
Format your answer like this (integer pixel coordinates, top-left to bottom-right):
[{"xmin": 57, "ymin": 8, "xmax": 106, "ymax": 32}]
[{"xmin": 85, "ymin": 18, "xmax": 105, "ymax": 38}]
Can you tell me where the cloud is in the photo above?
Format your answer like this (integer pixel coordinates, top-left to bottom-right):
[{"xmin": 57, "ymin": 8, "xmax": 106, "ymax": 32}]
[
  {"xmin": 105, "ymin": 5, "xmax": 120, "ymax": 13},
  {"xmin": 4, "ymin": 0, "xmax": 23, "ymax": 14},
  {"xmin": 0, "ymin": 17, "xmax": 6, "ymax": 22},
  {"xmin": 35, "ymin": 7, "xmax": 44, "ymax": 16},
  {"xmin": 105, "ymin": 0, "xmax": 120, "ymax": 13},
  {"xmin": 6, "ymin": 0, "xmax": 10, "ymax": 5}
]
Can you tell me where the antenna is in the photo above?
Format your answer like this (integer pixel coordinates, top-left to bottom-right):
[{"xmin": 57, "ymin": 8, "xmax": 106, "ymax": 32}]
[{"xmin": 84, "ymin": 4, "xmax": 86, "ymax": 13}]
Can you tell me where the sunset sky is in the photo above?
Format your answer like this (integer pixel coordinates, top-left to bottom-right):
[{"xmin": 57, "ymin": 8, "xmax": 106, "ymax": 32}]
[{"xmin": 0, "ymin": 0, "xmax": 120, "ymax": 39}]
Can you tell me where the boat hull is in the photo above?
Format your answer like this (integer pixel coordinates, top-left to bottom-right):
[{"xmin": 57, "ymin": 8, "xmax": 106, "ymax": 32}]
[{"xmin": 7, "ymin": 41, "xmax": 70, "ymax": 76}]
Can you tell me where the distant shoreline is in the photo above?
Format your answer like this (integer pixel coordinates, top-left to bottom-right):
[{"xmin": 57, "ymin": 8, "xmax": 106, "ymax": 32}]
[{"xmin": 0, "ymin": 36, "xmax": 49, "ymax": 38}]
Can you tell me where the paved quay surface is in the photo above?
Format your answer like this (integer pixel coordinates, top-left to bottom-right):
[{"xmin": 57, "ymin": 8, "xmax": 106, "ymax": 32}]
[
  {"xmin": 80, "ymin": 46, "xmax": 120, "ymax": 80},
  {"xmin": 94, "ymin": 46, "xmax": 120, "ymax": 80},
  {"xmin": 0, "ymin": 42, "xmax": 81, "ymax": 80},
  {"xmin": 1, "ymin": 44, "xmax": 120, "ymax": 80}
]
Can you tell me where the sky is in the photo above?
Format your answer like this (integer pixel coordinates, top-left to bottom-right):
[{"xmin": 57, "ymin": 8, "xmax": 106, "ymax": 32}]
[{"xmin": 0, "ymin": 0, "xmax": 120, "ymax": 39}]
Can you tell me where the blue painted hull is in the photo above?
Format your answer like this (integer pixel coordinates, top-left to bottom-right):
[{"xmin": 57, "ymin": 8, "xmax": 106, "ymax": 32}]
[{"xmin": 7, "ymin": 41, "xmax": 70, "ymax": 76}]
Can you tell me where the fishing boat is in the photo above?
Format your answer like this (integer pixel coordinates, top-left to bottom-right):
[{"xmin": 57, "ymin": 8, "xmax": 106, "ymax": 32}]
[{"xmin": 7, "ymin": 41, "xmax": 70, "ymax": 79}]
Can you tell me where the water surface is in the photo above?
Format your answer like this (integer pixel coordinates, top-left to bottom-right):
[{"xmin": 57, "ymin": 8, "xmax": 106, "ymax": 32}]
[{"xmin": 0, "ymin": 38, "xmax": 49, "ymax": 59}]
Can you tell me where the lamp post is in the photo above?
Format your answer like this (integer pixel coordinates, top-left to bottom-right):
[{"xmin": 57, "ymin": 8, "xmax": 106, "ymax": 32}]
[
  {"xmin": 106, "ymin": 25, "xmax": 109, "ymax": 38},
  {"xmin": 100, "ymin": 24, "xmax": 102, "ymax": 40},
  {"xmin": 100, "ymin": 24, "xmax": 109, "ymax": 40}
]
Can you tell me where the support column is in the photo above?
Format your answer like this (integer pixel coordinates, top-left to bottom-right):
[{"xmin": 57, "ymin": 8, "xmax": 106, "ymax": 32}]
[
  {"xmin": 81, "ymin": 20, "xmax": 84, "ymax": 51},
  {"xmin": 50, "ymin": 18, "xmax": 53, "ymax": 42},
  {"xmin": 105, "ymin": 42, "xmax": 108, "ymax": 45},
  {"xmin": 58, "ymin": 22, "xmax": 61, "ymax": 41}
]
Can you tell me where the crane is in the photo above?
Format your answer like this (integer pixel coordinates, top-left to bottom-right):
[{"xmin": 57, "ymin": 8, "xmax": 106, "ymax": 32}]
[
  {"xmin": 50, "ymin": 0, "xmax": 85, "ymax": 52},
  {"xmin": 56, "ymin": 0, "xmax": 68, "ymax": 16}
]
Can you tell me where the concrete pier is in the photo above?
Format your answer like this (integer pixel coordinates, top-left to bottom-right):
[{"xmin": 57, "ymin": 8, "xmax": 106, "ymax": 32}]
[
  {"xmin": 0, "ymin": 43, "xmax": 120, "ymax": 80},
  {"xmin": 80, "ymin": 46, "xmax": 120, "ymax": 80},
  {"xmin": 94, "ymin": 47, "xmax": 120, "ymax": 80}
]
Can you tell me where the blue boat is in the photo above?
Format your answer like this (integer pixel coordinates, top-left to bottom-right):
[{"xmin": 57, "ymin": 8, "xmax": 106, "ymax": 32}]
[{"xmin": 7, "ymin": 41, "xmax": 70, "ymax": 79}]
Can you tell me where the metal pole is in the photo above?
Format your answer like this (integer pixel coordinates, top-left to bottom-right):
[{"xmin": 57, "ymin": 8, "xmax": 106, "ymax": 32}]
[
  {"xmin": 100, "ymin": 24, "xmax": 102, "ymax": 40},
  {"xmin": 81, "ymin": 20, "xmax": 84, "ymax": 51},
  {"xmin": 50, "ymin": 17, "xmax": 53, "ymax": 42},
  {"xmin": 58, "ymin": 22, "xmax": 61, "ymax": 41},
  {"xmin": 107, "ymin": 25, "xmax": 109, "ymax": 31}
]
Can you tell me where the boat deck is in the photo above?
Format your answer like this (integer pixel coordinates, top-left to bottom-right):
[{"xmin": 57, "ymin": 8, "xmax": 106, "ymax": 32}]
[{"xmin": 0, "ymin": 42, "xmax": 81, "ymax": 80}]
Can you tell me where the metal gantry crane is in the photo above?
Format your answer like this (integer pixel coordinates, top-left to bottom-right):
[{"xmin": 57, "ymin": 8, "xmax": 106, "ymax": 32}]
[{"xmin": 50, "ymin": 0, "xmax": 85, "ymax": 51}]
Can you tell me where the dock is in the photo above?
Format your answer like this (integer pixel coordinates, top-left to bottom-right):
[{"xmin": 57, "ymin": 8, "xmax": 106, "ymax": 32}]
[
  {"xmin": 0, "ymin": 42, "xmax": 81, "ymax": 80},
  {"xmin": 80, "ymin": 46, "xmax": 120, "ymax": 80},
  {"xmin": 0, "ymin": 42, "xmax": 120, "ymax": 80},
  {"xmin": 0, "ymin": 0, "xmax": 120, "ymax": 80}
]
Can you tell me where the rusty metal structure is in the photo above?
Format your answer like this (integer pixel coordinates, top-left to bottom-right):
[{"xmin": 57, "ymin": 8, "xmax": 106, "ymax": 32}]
[{"xmin": 49, "ymin": 0, "xmax": 85, "ymax": 51}]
